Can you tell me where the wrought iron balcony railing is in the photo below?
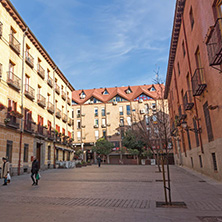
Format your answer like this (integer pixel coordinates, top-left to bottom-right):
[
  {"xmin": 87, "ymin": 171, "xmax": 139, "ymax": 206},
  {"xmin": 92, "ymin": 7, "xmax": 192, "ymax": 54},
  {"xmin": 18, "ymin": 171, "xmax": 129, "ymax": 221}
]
[
  {"xmin": 192, "ymin": 68, "xmax": 207, "ymax": 96},
  {"xmin": 62, "ymin": 90, "xmax": 66, "ymax": 100},
  {"xmin": 56, "ymin": 108, "xmax": 61, "ymax": 119},
  {"xmin": 47, "ymin": 101, "xmax": 54, "ymax": 114},
  {"xmin": 68, "ymin": 117, "xmax": 72, "ymax": 126},
  {"xmin": 37, "ymin": 64, "xmax": 45, "ymax": 79},
  {"xmin": 37, "ymin": 94, "xmax": 46, "ymax": 108},
  {"xmin": 206, "ymin": 18, "xmax": 222, "ymax": 66},
  {"xmin": 55, "ymin": 83, "xmax": 60, "ymax": 95},
  {"xmin": 67, "ymin": 97, "xmax": 71, "ymax": 105},
  {"xmin": 9, "ymin": 34, "xmax": 21, "ymax": 54},
  {"xmin": 24, "ymin": 121, "xmax": 35, "ymax": 133},
  {"xmin": 178, "ymin": 104, "xmax": 187, "ymax": 121},
  {"xmin": 47, "ymin": 76, "xmax": 53, "ymax": 88},
  {"xmin": 25, "ymin": 51, "xmax": 34, "ymax": 68},
  {"xmin": 183, "ymin": 90, "xmax": 194, "ymax": 111},
  {"xmin": 62, "ymin": 113, "xmax": 68, "ymax": 122},
  {"xmin": 24, "ymin": 84, "xmax": 35, "ymax": 101},
  {"xmin": 5, "ymin": 112, "xmax": 20, "ymax": 129},
  {"xmin": 7, "ymin": 71, "xmax": 21, "ymax": 91}
]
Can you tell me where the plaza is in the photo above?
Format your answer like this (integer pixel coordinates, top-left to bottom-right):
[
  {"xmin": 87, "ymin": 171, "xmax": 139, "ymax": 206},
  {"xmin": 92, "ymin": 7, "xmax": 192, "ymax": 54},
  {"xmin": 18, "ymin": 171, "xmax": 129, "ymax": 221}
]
[{"xmin": 0, "ymin": 165, "xmax": 222, "ymax": 222}]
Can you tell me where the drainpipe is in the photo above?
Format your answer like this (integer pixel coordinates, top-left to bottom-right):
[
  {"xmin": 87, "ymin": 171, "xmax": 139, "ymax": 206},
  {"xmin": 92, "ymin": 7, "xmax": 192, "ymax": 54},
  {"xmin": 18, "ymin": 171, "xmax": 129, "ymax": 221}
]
[
  {"xmin": 18, "ymin": 27, "xmax": 28, "ymax": 176},
  {"xmin": 53, "ymin": 66, "xmax": 57, "ymax": 168},
  {"xmin": 182, "ymin": 18, "xmax": 204, "ymax": 153}
]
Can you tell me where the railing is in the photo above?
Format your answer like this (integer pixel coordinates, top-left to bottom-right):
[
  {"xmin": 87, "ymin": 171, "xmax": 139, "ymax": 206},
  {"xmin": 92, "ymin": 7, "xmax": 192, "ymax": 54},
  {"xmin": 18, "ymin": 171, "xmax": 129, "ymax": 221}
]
[
  {"xmin": 206, "ymin": 18, "xmax": 222, "ymax": 66},
  {"xmin": 47, "ymin": 130, "xmax": 54, "ymax": 140},
  {"xmin": 68, "ymin": 117, "xmax": 72, "ymax": 126},
  {"xmin": 24, "ymin": 84, "xmax": 35, "ymax": 100},
  {"xmin": 5, "ymin": 112, "xmax": 20, "ymax": 129},
  {"xmin": 67, "ymin": 97, "xmax": 71, "ymax": 105},
  {"xmin": 192, "ymin": 68, "xmax": 207, "ymax": 96},
  {"xmin": 9, "ymin": 34, "xmax": 21, "ymax": 54},
  {"xmin": 37, "ymin": 94, "xmax": 46, "ymax": 108},
  {"xmin": 25, "ymin": 51, "xmax": 34, "ymax": 68},
  {"xmin": 7, "ymin": 71, "xmax": 21, "ymax": 91},
  {"xmin": 62, "ymin": 90, "xmax": 66, "ymax": 100},
  {"xmin": 0, "ymin": 22, "xmax": 2, "ymax": 37},
  {"xmin": 24, "ymin": 120, "xmax": 34, "ymax": 133},
  {"xmin": 47, "ymin": 101, "xmax": 54, "ymax": 114},
  {"xmin": 62, "ymin": 113, "xmax": 67, "ymax": 122},
  {"xmin": 178, "ymin": 104, "xmax": 186, "ymax": 121},
  {"xmin": 37, "ymin": 124, "xmax": 44, "ymax": 136},
  {"xmin": 56, "ymin": 108, "xmax": 61, "ymax": 118},
  {"xmin": 47, "ymin": 76, "xmax": 53, "ymax": 87},
  {"xmin": 37, "ymin": 64, "xmax": 45, "ymax": 79},
  {"xmin": 183, "ymin": 90, "xmax": 194, "ymax": 110},
  {"xmin": 55, "ymin": 83, "xmax": 60, "ymax": 94}
]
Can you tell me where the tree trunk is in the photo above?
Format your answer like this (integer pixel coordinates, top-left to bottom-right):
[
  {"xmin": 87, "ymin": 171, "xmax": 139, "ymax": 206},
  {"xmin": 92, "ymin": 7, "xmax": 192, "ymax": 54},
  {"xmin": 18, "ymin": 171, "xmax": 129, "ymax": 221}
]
[{"xmin": 156, "ymin": 153, "xmax": 161, "ymax": 172}]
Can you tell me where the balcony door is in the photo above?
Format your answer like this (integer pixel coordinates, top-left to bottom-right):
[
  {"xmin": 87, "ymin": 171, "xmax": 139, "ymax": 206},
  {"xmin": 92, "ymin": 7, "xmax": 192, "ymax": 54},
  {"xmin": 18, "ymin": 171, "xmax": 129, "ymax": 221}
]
[
  {"xmin": 195, "ymin": 47, "xmax": 204, "ymax": 83},
  {"xmin": 9, "ymin": 62, "xmax": 14, "ymax": 80}
]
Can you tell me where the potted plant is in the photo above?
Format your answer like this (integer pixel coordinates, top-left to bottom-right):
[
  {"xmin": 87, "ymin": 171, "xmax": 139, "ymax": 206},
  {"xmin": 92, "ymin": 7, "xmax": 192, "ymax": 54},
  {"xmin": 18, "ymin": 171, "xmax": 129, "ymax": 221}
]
[
  {"xmin": 76, "ymin": 162, "xmax": 82, "ymax": 168},
  {"xmin": 87, "ymin": 160, "xmax": 92, "ymax": 166},
  {"xmin": 82, "ymin": 161, "xmax": 87, "ymax": 167}
]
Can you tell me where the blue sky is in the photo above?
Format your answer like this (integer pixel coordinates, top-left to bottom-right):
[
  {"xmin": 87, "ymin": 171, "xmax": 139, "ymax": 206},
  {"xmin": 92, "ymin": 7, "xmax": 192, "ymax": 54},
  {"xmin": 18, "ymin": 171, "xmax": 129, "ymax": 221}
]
[{"xmin": 11, "ymin": 0, "xmax": 176, "ymax": 90}]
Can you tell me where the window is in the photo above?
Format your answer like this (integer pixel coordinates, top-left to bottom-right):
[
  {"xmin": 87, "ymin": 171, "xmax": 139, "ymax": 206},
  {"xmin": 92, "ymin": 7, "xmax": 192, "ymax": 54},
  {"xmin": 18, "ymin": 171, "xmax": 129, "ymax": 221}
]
[
  {"xmin": 67, "ymin": 152, "xmax": 70, "ymax": 161},
  {"xmin": 145, "ymin": 115, "xmax": 149, "ymax": 125},
  {"xmin": 150, "ymin": 86, "xmax": 156, "ymax": 91},
  {"xmin": 94, "ymin": 108, "xmax": 98, "ymax": 117},
  {"xmin": 145, "ymin": 104, "xmax": 149, "ymax": 114},
  {"xmin": 102, "ymin": 118, "xmax": 106, "ymax": 126},
  {"xmin": 103, "ymin": 89, "xmax": 109, "ymax": 95},
  {"xmin": 95, "ymin": 130, "xmax": 99, "ymax": 140},
  {"xmin": 72, "ymin": 109, "xmax": 74, "ymax": 118},
  {"xmin": 77, "ymin": 120, "xmax": 81, "ymax": 129},
  {"xmin": 48, "ymin": 146, "xmax": 51, "ymax": 160},
  {"xmin": 182, "ymin": 41, "xmax": 186, "ymax": 57},
  {"xmin": 199, "ymin": 155, "xmax": 203, "ymax": 168},
  {"xmin": 63, "ymin": 151, "xmax": 65, "ymax": 161},
  {"xmin": 119, "ymin": 106, "xmax": 123, "ymax": 115},
  {"xmin": 126, "ymin": 105, "xmax": 131, "ymax": 115},
  {"xmin": 203, "ymin": 101, "xmax": 214, "ymax": 142},
  {"xmin": 56, "ymin": 149, "xmax": 58, "ymax": 161},
  {"xmin": 77, "ymin": 131, "xmax": 81, "ymax": 141},
  {"xmin": 186, "ymin": 130, "xmax": 191, "ymax": 150},
  {"xmin": 80, "ymin": 91, "xmax": 85, "ymax": 99},
  {"xmin": 152, "ymin": 103, "xmax": 156, "ymax": 110},
  {"xmin": 94, "ymin": 119, "xmax": 99, "ymax": 126},
  {"xmin": 77, "ymin": 109, "xmax": 80, "ymax": 118},
  {"xmin": 102, "ymin": 130, "xmax": 106, "ymax": 138},
  {"xmin": 191, "ymin": 157, "xmax": 194, "ymax": 168},
  {"xmin": 127, "ymin": 116, "xmax": 131, "ymax": 126},
  {"xmin": 6, "ymin": 140, "xmax": 13, "ymax": 163},
  {"xmin": 47, "ymin": 69, "xmax": 50, "ymax": 79},
  {"xmin": 177, "ymin": 62, "xmax": 180, "ymax": 76},
  {"xmin": 212, "ymin": 153, "xmax": 217, "ymax": 171},
  {"xmin": 101, "ymin": 108, "xmax": 105, "ymax": 116},
  {"xmin": 56, "ymin": 124, "xmax": 60, "ymax": 133},
  {"xmin": 23, "ymin": 144, "xmax": 29, "ymax": 162},
  {"xmin": 62, "ymin": 128, "xmax": 65, "ymax": 135},
  {"xmin": 68, "ymin": 131, "xmax": 71, "ymax": 138},
  {"xmin": 120, "ymin": 118, "xmax": 124, "ymax": 125},
  {"xmin": 189, "ymin": 7, "xmax": 194, "ymax": 30},
  {"xmin": 193, "ymin": 118, "xmax": 199, "ymax": 147}
]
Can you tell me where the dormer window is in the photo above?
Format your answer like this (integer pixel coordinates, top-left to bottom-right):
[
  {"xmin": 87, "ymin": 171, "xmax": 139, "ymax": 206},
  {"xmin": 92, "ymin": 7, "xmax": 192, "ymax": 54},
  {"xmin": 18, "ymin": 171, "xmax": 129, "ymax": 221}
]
[
  {"xmin": 125, "ymin": 87, "xmax": 132, "ymax": 94},
  {"xmin": 149, "ymin": 86, "xmax": 156, "ymax": 92},
  {"xmin": 80, "ymin": 91, "xmax": 86, "ymax": 99},
  {"xmin": 103, "ymin": 89, "xmax": 109, "ymax": 95}
]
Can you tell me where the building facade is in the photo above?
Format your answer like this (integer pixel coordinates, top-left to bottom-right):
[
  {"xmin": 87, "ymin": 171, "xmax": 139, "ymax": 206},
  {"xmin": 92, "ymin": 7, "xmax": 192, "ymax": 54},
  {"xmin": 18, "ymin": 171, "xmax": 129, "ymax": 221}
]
[
  {"xmin": 72, "ymin": 84, "xmax": 170, "ymax": 164},
  {"xmin": 0, "ymin": 0, "xmax": 74, "ymax": 175},
  {"xmin": 165, "ymin": 0, "xmax": 222, "ymax": 180}
]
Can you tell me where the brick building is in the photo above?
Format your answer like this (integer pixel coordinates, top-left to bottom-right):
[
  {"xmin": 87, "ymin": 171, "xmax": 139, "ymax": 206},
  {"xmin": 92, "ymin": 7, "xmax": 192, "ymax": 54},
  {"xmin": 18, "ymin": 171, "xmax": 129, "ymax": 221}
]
[
  {"xmin": 72, "ymin": 84, "xmax": 170, "ymax": 164},
  {"xmin": 165, "ymin": 0, "xmax": 222, "ymax": 180},
  {"xmin": 0, "ymin": 0, "xmax": 74, "ymax": 175}
]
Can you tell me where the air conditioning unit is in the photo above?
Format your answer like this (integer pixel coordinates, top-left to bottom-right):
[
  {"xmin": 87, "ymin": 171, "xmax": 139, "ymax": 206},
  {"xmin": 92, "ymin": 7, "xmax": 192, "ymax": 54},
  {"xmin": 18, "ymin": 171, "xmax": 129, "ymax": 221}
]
[
  {"xmin": 113, "ymin": 101, "xmax": 117, "ymax": 105},
  {"xmin": 138, "ymin": 99, "xmax": 143, "ymax": 103},
  {"xmin": 140, "ymin": 109, "xmax": 145, "ymax": 114}
]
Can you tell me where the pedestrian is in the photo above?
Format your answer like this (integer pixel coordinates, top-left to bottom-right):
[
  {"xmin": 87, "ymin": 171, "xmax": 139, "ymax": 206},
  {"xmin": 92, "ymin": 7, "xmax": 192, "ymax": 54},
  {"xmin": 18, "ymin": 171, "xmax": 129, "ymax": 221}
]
[
  {"xmin": 31, "ymin": 156, "xmax": 39, "ymax": 186},
  {"xmin": 0, "ymin": 157, "xmax": 9, "ymax": 186},
  {"xmin": 97, "ymin": 155, "xmax": 101, "ymax": 167}
]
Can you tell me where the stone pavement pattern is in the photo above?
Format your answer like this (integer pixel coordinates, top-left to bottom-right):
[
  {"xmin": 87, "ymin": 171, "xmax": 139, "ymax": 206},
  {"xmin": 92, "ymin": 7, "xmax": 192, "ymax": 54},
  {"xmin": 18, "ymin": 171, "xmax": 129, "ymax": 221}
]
[{"xmin": 0, "ymin": 165, "xmax": 222, "ymax": 222}]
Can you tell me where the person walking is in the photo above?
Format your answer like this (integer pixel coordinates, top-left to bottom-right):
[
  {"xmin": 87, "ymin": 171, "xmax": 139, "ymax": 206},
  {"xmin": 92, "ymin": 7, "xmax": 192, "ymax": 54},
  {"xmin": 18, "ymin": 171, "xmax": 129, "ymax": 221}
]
[
  {"xmin": 97, "ymin": 155, "xmax": 102, "ymax": 167},
  {"xmin": 31, "ymin": 157, "xmax": 39, "ymax": 186},
  {"xmin": 1, "ymin": 157, "xmax": 9, "ymax": 186}
]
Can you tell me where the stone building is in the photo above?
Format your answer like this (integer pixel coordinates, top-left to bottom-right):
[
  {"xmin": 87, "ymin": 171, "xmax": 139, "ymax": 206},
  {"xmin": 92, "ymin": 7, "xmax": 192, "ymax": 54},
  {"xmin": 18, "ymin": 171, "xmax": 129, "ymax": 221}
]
[
  {"xmin": 72, "ymin": 84, "xmax": 170, "ymax": 164},
  {"xmin": 165, "ymin": 0, "xmax": 222, "ymax": 180},
  {"xmin": 0, "ymin": 0, "xmax": 74, "ymax": 175}
]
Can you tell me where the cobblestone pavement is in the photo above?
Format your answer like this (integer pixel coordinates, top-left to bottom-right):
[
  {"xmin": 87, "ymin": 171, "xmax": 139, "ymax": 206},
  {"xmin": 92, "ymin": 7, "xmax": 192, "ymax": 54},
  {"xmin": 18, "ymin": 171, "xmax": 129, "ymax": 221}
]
[{"xmin": 1, "ymin": 165, "xmax": 222, "ymax": 222}]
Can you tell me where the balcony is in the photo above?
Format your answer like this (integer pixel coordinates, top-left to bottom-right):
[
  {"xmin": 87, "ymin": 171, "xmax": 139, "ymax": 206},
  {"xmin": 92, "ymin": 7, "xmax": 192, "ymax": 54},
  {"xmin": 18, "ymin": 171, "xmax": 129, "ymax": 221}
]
[
  {"xmin": 56, "ymin": 134, "xmax": 62, "ymax": 143},
  {"xmin": 37, "ymin": 64, "xmax": 45, "ymax": 79},
  {"xmin": 183, "ymin": 90, "xmax": 194, "ymax": 111},
  {"xmin": 24, "ymin": 121, "xmax": 35, "ymax": 133},
  {"xmin": 192, "ymin": 68, "xmax": 207, "ymax": 96},
  {"xmin": 47, "ymin": 101, "xmax": 54, "ymax": 114},
  {"xmin": 9, "ymin": 34, "xmax": 20, "ymax": 54},
  {"xmin": 25, "ymin": 51, "xmax": 34, "ymax": 68},
  {"xmin": 24, "ymin": 84, "xmax": 35, "ymax": 101},
  {"xmin": 37, "ymin": 94, "xmax": 46, "ymax": 108},
  {"xmin": 56, "ymin": 108, "xmax": 61, "ymax": 119},
  {"xmin": 36, "ymin": 124, "xmax": 46, "ymax": 138},
  {"xmin": 47, "ymin": 76, "xmax": 53, "ymax": 88},
  {"xmin": 5, "ymin": 112, "xmax": 20, "ymax": 129},
  {"xmin": 47, "ymin": 130, "xmax": 55, "ymax": 141},
  {"xmin": 62, "ymin": 113, "xmax": 67, "ymax": 123},
  {"xmin": 7, "ymin": 71, "xmax": 21, "ymax": 91},
  {"xmin": 206, "ymin": 18, "xmax": 222, "ymax": 66},
  {"xmin": 55, "ymin": 83, "xmax": 60, "ymax": 95},
  {"xmin": 178, "ymin": 105, "xmax": 187, "ymax": 122},
  {"xmin": 68, "ymin": 117, "xmax": 72, "ymax": 126},
  {"xmin": 0, "ymin": 22, "xmax": 2, "ymax": 37},
  {"xmin": 67, "ymin": 97, "xmax": 71, "ymax": 105},
  {"xmin": 62, "ymin": 90, "xmax": 66, "ymax": 100}
]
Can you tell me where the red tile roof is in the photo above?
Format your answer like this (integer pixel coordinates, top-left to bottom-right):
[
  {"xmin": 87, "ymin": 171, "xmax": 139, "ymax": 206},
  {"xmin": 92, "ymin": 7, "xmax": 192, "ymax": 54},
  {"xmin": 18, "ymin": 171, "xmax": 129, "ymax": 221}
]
[{"xmin": 72, "ymin": 84, "xmax": 165, "ymax": 105}]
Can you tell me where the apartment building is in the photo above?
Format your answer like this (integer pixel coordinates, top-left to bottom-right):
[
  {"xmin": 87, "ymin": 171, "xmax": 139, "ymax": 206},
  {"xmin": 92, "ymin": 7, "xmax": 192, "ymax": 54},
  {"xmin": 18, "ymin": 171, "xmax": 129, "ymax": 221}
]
[
  {"xmin": 165, "ymin": 0, "xmax": 222, "ymax": 180},
  {"xmin": 72, "ymin": 84, "xmax": 169, "ymax": 164},
  {"xmin": 0, "ymin": 0, "xmax": 74, "ymax": 175}
]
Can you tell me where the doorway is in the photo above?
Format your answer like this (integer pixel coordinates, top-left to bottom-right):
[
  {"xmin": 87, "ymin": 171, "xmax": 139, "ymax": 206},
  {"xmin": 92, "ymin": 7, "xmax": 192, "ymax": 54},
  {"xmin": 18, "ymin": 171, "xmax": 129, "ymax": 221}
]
[{"xmin": 36, "ymin": 143, "xmax": 41, "ymax": 169}]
